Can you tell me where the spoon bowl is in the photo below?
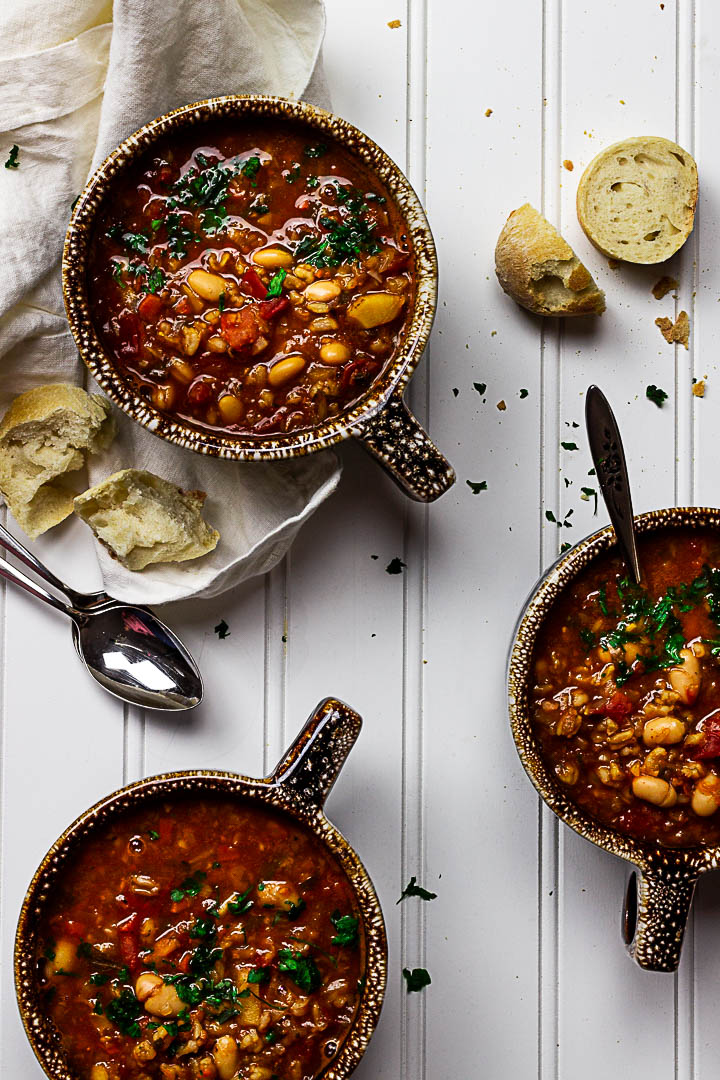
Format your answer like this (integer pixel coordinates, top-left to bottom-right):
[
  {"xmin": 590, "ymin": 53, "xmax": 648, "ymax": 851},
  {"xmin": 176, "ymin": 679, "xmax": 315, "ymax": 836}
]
[
  {"xmin": 0, "ymin": 522, "xmax": 202, "ymax": 711},
  {"xmin": 71, "ymin": 604, "xmax": 202, "ymax": 710}
]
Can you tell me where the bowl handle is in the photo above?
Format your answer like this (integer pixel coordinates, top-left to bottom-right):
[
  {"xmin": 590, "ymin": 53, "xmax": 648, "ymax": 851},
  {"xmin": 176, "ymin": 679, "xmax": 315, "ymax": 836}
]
[
  {"xmin": 623, "ymin": 862, "xmax": 701, "ymax": 972},
  {"xmin": 352, "ymin": 395, "xmax": 456, "ymax": 502},
  {"xmin": 267, "ymin": 697, "xmax": 362, "ymax": 809}
]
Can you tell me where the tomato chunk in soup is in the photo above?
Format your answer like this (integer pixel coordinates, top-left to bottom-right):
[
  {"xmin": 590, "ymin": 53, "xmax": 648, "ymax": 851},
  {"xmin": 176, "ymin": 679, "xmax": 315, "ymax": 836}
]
[
  {"xmin": 37, "ymin": 797, "xmax": 364, "ymax": 1080},
  {"xmin": 87, "ymin": 121, "xmax": 413, "ymax": 437}
]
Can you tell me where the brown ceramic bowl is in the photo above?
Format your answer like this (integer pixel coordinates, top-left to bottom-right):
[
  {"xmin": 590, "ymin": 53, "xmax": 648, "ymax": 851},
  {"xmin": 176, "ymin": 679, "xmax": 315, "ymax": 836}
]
[
  {"xmin": 62, "ymin": 94, "xmax": 455, "ymax": 503},
  {"xmin": 508, "ymin": 507, "xmax": 720, "ymax": 973},
  {"xmin": 15, "ymin": 697, "xmax": 387, "ymax": 1079}
]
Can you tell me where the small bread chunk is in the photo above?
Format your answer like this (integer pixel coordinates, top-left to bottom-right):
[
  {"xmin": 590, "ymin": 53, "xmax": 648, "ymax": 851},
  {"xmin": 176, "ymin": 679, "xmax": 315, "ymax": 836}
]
[
  {"xmin": 0, "ymin": 384, "xmax": 115, "ymax": 538},
  {"xmin": 577, "ymin": 137, "xmax": 697, "ymax": 264},
  {"xmin": 652, "ymin": 275, "xmax": 678, "ymax": 300},
  {"xmin": 74, "ymin": 469, "xmax": 219, "ymax": 571},
  {"xmin": 656, "ymin": 310, "xmax": 690, "ymax": 349},
  {"xmin": 495, "ymin": 204, "xmax": 605, "ymax": 317}
]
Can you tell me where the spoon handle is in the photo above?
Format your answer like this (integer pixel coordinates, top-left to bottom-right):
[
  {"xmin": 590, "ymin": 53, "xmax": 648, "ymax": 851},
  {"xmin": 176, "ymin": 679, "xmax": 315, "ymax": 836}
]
[
  {"xmin": 0, "ymin": 520, "xmax": 74, "ymax": 599},
  {"xmin": 585, "ymin": 384, "xmax": 642, "ymax": 585},
  {"xmin": 0, "ymin": 550, "xmax": 72, "ymax": 615}
]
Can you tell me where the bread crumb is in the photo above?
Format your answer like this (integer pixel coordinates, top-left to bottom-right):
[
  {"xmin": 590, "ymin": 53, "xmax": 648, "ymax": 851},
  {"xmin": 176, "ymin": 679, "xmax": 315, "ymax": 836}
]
[
  {"xmin": 652, "ymin": 275, "xmax": 678, "ymax": 300},
  {"xmin": 491, "ymin": 330, "xmax": 497, "ymax": 336},
  {"xmin": 619, "ymin": 99, "xmax": 626, "ymax": 105},
  {"xmin": 563, "ymin": 159, "xmax": 574, "ymax": 171},
  {"xmin": 497, "ymin": 400, "xmax": 507, "ymax": 411},
  {"xmin": 485, "ymin": 108, "xmax": 493, "ymax": 117},
  {"xmin": 655, "ymin": 310, "xmax": 690, "ymax": 349},
  {"xmin": 692, "ymin": 379, "xmax": 705, "ymax": 398},
  {"xmin": 608, "ymin": 259, "xmax": 621, "ymax": 269},
  {"xmin": 387, "ymin": 18, "xmax": 401, "ymax": 27}
]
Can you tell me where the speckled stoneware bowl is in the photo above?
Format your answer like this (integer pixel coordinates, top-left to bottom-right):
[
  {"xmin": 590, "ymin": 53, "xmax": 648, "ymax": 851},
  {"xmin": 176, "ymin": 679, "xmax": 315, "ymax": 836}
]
[
  {"xmin": 508, "ymin": 507, "xmax": 720, "ymax": 973},
  {"xmin": 15, "ymin": 698, "xmax": 387, "ymax": 1080},
  {"xmin": 63, "ymin": 94, "xmax": 455, "ymax": 503}
]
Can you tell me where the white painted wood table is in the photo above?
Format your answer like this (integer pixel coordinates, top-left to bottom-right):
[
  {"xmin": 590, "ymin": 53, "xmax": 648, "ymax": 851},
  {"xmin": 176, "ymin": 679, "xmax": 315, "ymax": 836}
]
[{"xmin": 4, "ymin": 0, "xmax": 720, "ymax": 1077}]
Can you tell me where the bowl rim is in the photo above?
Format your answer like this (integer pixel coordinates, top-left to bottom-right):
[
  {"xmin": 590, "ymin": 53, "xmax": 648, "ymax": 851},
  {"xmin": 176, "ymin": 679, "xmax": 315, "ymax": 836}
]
[
  {"xmin": 507, "ymin": 505, "xmax": 720, "ymax": 873},
  {"xmin": 62, "ymin": 93, "xmax": 438, "ymax": 461},
  {"xmin": 14, "ymin": 768, "xmax": 388, "ymax": 1080}
]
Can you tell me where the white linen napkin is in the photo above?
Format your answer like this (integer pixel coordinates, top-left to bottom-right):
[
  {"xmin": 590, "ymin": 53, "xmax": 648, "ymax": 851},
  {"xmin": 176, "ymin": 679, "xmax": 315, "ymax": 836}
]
[{"xmin": 0, "ymin": 0, "xmax": 340, "ymax": 604}]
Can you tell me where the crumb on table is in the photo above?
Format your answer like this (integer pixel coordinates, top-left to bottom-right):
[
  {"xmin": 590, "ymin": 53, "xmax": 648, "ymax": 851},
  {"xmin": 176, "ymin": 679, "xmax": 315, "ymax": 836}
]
[
  {"xmin": 563, "ymin": 159, "xmax": 574, "ymax": 171},
  {"xmin": 656, "ymin": 310, "xmax": 690, "ymax": 349},
  {"xmin": 652, "ymin": 276, "xmax": 678, "ymax": 300}
]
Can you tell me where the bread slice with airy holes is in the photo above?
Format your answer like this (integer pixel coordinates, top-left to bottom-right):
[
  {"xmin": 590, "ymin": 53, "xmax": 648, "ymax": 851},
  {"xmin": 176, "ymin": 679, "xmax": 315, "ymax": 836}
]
[
  {"xmin": 576, "ymin": 136, "xmax": 698, "ymax": 264},
  {"xmin": 74, "ymin": 469, "xmax": 219, "ymax": 571},
  {"xmin": 0, "ymin": 384, "xmax": 115, "ymax": 538},
  {"xmin": 495, "ymin": 203, "xmax": 605, "ymax": 316}
]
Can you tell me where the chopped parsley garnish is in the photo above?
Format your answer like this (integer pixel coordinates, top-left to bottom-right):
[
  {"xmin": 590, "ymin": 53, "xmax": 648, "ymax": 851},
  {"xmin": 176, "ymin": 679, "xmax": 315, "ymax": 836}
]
[
  {"xmin": 76, "ymin": 941, "xmax": 94, "ymax": 960},
  {"xmin": 170, "ymin": 870, "xmax": 206, "ymax": 902},
  {"xmin": 594, "ymin": 568, "xmax": 720, "ymax": 685},
  {"xmin": 121, "ymin": 230, "xmax": 150, "ymax": 254},
  {"xmin": 277, "ymin": 949, "xmax": 322, "ymax": 992},
  {"xmin": 561, "ymin": 441, "xmax": 578, "ymax": 451},
  {"xmin": 116, "ymin": 966, "xmax": 130, "ymax": 983},
  {"xmin": 403, "ymin": 967, "xmax": 431, "ymax": 993},
  {"xmin": 89, "ymin": 972, "xmax": 110, "ymax": 986},
  {"xmin": 579, "ymin": 627, "xmax": 596, "ymax": 647},
  {"xmin": 145, "ymin": 266, "xmax": 165, "ymax": 294},
  {"xmin": 150, "ymin": 218, "xmax": 163, "ymax": 231},
  {"xmin": 247, "ymin": 967, "xmax": 270, "ymax": 984},
  {"xmin": 519, "ymin": 388, "xmax": 529, "ymax": 399},
  {"xmin": 218, "ymin": 292, "xmax": 226, "ymax": 313},
  {"xmin": 284, "ymin": 163, "xmax": 302, "ymax": 183},
  {"xmin": 266, "ymin": 269, "xmax": 286, "ymax": 298},
  {"xmin": 466, "ymin": 480, "xmax": 488, "ymax": 494},
  {"xmin": 386, "ymin": 557, "xmax": 406, "ymax": 575},
  {"xmin": 546, "ymin": 509, "xmax": 573, "ymax": 529},
  {"xmin": 4, "ymin": 145, "xmax": 19, "ymax": 169},
  {"xmin": 305, "ymin": 174, "xmax": 319, "ymax": 189},
  {"xmin": 214, "ymin": 619, "xmax": 230, "ymax": 640},
  {"xmin": 580, "ymin": 486, "xmax": 598, "ymax": 514},
  {"xmin": 227, "ymin": 885, "xmax": 253, "ymax": 915},
  {"xmin": 93, "ymin": 999, "xmax": 104, "ymax": 1015},
  {"xmin": 473, "ymin": 381, "xmax": 487, "ymax": 396},
  {"xmin": 189, "ymin": 915, "xmax": 218, "ymax": 940},
  {"xmin": 148, "ymin": 829, "xmax": 159, "ymax": 841},
  {"xmin": 330, "ymin": 911, "xmax": 359, "ymax": 948},
  {"xmin": 304, "ymin": 143, "xmax": 328, "ymax": 158},
  {"xmin": 646, "ymin": 384, "xmax": 668, "ymax": 407},
  {"xmin": 241, "ymin": 155, "xmax": 262, "ymax": 184},
  {"xmin": 265, "ymin": 1029, "xmax": 278, "ymax": 1044},
  {"xmin": 105, "ymin": 988, "xmax": 143, "ymax": 1037},
  {"xmin": 43, "ymin": 945, "xmax": 56, "ymax": 961},
  {"xmin": 164, "ymin": 212, "xmax": 197, "ymax": 258},
  {"xmin": 397, "ymin": 876, "xmax": 438, "ymax": 904},
  {"xmin": 560, "ymin": 541, "xmax": 571, "ymax": 553},
  {"xmin": 248, "ymin": 197, "xmax": 270, "ymax": 216}
]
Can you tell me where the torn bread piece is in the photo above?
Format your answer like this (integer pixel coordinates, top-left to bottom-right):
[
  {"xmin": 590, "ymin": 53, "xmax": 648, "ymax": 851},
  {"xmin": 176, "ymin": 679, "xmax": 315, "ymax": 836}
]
[
  {"xmin": 652, "ymin": 276, "xmax": 678, "ymax": 300},
  {"xmin": 74, "ymin": 469, "xmax": 219, "ymax": 571},
  {"xmin": 577, "ymin": 136, "xmax": 697, "ymax": 264},
  {"xmin": 495, "ymin": 203, "xmax": 605, "ymax": 316},
  {"xmin": 0, "ymin": 384, "xmax": 115, "ymax": 538},
  {"xmin": 656, "ymin": 311, "xmax": 690, "ymax": 349}
]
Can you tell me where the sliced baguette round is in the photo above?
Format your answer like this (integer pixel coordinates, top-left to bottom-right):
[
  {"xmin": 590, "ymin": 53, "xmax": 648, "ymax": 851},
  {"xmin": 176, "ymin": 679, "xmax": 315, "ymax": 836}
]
[
  {"xmin": 495, "ymin": 203, "xmax": 605, "ymax": 316},
  {"xmin": 74, "ymin": 469, "xmax": 219, "ymax": 571},
  {"xmin": 576, "ymin": 136, "xmax": 698, "ymax": 264},
  {"xmin": 0, "ymin": 384, "xmax": 115, "ymax": 538}
]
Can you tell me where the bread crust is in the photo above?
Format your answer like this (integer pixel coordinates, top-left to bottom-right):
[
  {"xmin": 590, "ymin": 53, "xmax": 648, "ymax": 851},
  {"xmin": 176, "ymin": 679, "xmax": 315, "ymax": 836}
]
[
  {"xmin": 74, "ymin": 469, "xmax": 220, "ymax": 571},
  {"xmin": 576, "ymin": 136, "xmax": 698, "ymax": 264},
  {"xmin": 0, "ymin": 384, "xmax": 115, "ymax": 538},
  {"xmin": 495, "ymin": 203, "xmax": 605, "ymax": 317}
]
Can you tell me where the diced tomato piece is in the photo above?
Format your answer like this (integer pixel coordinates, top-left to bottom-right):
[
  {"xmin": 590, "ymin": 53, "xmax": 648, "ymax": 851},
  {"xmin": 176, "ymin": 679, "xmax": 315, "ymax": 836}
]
[
  {"xmin": 693, "ymin": 711, "xmax": 720, "ymax": 760},
  {"xmin": 241, "ymin": 267, "xmax": 268, "ymax": 300},
  {"xmin": 176, "ymin": 952, "xmax": 192, "ymax": 973},
  {"xmin": 117, "ymin": 311, "xmax": 142, "ymax": 357},
  {"xmin": 258, "ymin": 297, "xmax": 289, "ymax": 320},
  {"xmin": 220, "ymin": 308, "xmax": 262, "ymax": 349},
  {"xmin": 138, "ymin": 293, "xmax": 164, "ymax": 321},
  {"xmin": 339, "ymin": 358, "xmax": 380, "ymax": 394},
  {"xmin": 117, "ymin": 911, "xmax": 139, "ymax": 933},
  {"xmin": 587, "ymin": 690, "xmax": 633, "ymax": 722},
  {"xmin": 63, "ymin": 918, "xmax": 86, "ymax": 938},
  {"xmin": 255, "ymin": 409, "xmax": 287, "ymax": 433},
  {"xmin": 174, "ymin": 295, "xmax": 193, "ymax": 316},
  {"xmin": 186, "ymin": 378, "xmax": 214, "ymax": 406},
  {"xmin": 118, "ymin": 931, "xmax": 140, "ymax": 970}
]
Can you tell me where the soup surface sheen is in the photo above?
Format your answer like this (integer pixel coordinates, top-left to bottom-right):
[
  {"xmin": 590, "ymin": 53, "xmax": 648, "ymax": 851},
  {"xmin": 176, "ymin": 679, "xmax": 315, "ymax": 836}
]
[
  {"xmin": 532, "ymin": 528, "xmax": 720, "ymax": 847},
  {"xmin": 37, "ymin": 797, "xmax": 364, "ymax": 1080},
  {"xmin": 88, "ymin": 120, "xmax": 413, "ymax": 437}
]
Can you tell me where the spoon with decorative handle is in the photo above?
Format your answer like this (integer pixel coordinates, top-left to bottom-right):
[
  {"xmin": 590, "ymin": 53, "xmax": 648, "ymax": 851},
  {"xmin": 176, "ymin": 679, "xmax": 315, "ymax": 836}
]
[
  {"xmin": 585, "ymin": 384, "xmax": 642, "ymax": 585},
  {"xmin": 0, "ymin": 524, "xmax": 202, "ymax": 711}
]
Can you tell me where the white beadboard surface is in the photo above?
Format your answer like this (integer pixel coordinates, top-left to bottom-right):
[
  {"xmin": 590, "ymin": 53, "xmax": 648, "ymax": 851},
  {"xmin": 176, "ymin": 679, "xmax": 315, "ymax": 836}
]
[{"xmin": 2, "ymin": 1, "xmax": 720, "ymax": 1077}]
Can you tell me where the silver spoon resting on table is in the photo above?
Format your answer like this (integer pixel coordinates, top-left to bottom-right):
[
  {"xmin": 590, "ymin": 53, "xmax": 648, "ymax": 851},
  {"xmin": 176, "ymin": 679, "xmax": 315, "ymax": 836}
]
[
  {"xmin": 585, "ymin": 383, "xmax": 643, "ymax": 585},
  {"xmin": 0, "ymin": 521, "xmax": 202, "ymax": 711}
]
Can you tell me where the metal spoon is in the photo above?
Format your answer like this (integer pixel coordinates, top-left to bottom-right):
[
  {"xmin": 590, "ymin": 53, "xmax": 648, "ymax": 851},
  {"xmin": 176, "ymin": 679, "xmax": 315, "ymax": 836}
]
[
  {"xmin": 0, "ymin": 522, "xmax": 202, "ymax": 710},
  {"xmin": 585, "ymin": 384, "xmax": 642, "ymax": 585}
]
